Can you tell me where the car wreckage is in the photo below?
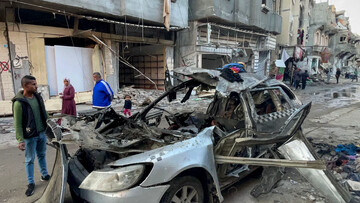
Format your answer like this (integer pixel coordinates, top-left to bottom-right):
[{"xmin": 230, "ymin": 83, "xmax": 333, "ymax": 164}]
[{"xmin": 37, "ymin": 67, "xmax": 353, "ymax": 203}]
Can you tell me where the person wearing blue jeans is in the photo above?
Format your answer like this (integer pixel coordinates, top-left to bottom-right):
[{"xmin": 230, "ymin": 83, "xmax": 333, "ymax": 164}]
[
  {"xmin": 24, "ymin": 132, "xmax": 48, "ymax": 185},
  {"xmin": 12, "ymin": 75, "xmax": 50, "ymax": 197}
]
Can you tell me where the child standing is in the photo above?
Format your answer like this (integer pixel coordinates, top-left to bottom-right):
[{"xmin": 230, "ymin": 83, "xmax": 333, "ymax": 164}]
[{"xmin": 123, "ymin": 95, "xmax": 132, "ymax": 116}]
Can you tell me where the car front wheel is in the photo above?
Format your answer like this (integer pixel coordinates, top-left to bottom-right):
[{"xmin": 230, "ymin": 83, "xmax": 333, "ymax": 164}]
[{"xmin": 161, "ymin": 176, "xmax": 204, "ymax": 203}]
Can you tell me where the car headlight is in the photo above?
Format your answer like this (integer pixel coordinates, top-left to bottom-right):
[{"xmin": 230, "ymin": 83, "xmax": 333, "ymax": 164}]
[{"xmin": 79, "ymin": 165, "xmax": 145, "ymax": 192}]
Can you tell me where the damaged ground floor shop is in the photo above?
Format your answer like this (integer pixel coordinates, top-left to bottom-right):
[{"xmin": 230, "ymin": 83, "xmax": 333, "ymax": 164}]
[{"xmin": 0, "ymin": 21, "xmax": 177, "ymax": 114}]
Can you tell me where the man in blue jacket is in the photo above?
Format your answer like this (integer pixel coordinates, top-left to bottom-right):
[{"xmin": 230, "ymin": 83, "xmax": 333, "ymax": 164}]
[{"xmin": 92, "ymin": 72, "xmax": 114, "ymax": 109}]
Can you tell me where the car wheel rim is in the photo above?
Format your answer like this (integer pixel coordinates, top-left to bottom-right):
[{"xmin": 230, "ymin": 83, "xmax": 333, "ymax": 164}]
[{"xmin": 171, "ymin": 185, "xmax": 199, "ymax": 203}]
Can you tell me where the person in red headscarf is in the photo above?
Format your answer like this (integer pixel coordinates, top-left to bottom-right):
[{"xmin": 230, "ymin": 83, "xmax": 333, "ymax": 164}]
[{"xmin": 59, "ymin": 78, "xmax": 76, "ymax": 116}]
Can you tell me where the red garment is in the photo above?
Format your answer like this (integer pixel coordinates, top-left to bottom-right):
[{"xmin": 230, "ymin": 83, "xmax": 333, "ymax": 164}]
[
  {"xmin": 124, "ymin": 108, "xmax": 131, "ymax": 116},
  {"xmin": 61, "ymin": 85, "xmax": 76, "ymax": 116}
]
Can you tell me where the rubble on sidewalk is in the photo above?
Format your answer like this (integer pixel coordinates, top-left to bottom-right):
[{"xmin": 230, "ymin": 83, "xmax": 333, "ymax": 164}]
[{"xmin": 309, "ymin": 139, "xmax": 360, "ymax": 200}]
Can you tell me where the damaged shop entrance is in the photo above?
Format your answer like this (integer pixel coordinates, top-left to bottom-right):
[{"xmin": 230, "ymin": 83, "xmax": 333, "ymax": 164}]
[
  {"xmin": 37, "ymin": 67, "xmax": 352, "ymax": 203},
  {"xmin": 118, "ymin": 43, "xmax": 174, "ymax": 90}
]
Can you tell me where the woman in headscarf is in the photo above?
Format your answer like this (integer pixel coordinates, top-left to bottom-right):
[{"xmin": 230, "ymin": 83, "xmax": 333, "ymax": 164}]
[{"xmin": 60, "ymin": 78, "xmax": 76, "ymax": 116}]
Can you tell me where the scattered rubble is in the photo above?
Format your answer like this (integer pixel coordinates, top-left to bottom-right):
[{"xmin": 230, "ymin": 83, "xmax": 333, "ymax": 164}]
[
  {"xmin": 309, "ymin": 138, "xmax": 360, "ymax": 200},
  {"xmin": 111, "ymin": 85, "xmax": 213, "ymax": 116}
]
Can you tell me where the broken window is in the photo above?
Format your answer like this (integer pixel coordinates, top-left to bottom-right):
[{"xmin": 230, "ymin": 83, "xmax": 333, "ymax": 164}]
[
  {"xmin": 315, "ymin": 31, "xmax": 321, "ymax": 45},
  {"xmin": 246, "ymin": 87, "xmax": 296, "ymax": 134},
  {"xmin": 340, "ymin": 36, "xmax": 347, "ymax": 43},
  {"xmin": 206, "ymin": 92, "xmax": 246, "ymax": 132},
  {"xmin": 202, "ymin": 54, "xmax": 228, "ymax": 70},
  {"xmin": 250, "ymin": 89, "xmax": 291, "ymax": 115}
]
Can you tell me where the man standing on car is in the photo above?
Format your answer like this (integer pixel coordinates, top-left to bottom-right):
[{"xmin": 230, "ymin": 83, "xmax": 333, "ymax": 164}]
[
  {"xmin": 12, "ymin": 75, "xmax": 50, "ymax": 197},
  {"xmin": 92, "ymin": 72, "xmax": 114, "ymax": 109}
]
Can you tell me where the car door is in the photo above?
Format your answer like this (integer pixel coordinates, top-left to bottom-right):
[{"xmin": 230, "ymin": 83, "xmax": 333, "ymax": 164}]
[
  {"xmin": 213, "ymin": 88, "xmax": 311, "ymax": 183},
  {"xmin": 36, "ymin": 120, "xmax": 68, "ymax": 203},
  {"xmin": 245, "ymin": 87, "xmax": 311, "ymax": 139}
]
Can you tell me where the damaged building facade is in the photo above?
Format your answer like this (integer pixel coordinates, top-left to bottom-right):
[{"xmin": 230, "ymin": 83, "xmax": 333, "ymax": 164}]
[
  {"xmin": 276, "ymin": 0, "xmax": 319, "ymax": 76},
  {"xmin": 327, "ymin": 10, "xmax": 360, "ymax": 74},
  {"xmin": 307, "ymin": 2, "xmax": 360, "ymax": 75},
  {"xmin": 175, "ymin": 0, "xmax": 282, "ymax": 76},
  {"xmin": 0, "ymin": 0, "xmax": 285, "ymax": 115},
  {"xmin": 278, "ymin": 0, "xmax": 360, "ymax": 78},
  {"xmin": 305, "ymin": 2, "xmax": 335, "ymax": 74},
  {"xmin": 0, "ymin": 0, "xmax": 188, "ymax": 114}
]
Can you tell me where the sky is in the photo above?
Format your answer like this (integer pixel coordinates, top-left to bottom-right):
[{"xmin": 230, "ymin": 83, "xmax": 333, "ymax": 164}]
[{"xmin": 317, "ymin": 0, "xmax": 360, "ymax": 35}]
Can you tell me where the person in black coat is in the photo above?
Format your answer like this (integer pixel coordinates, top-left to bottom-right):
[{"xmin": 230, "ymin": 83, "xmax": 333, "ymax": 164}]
[
  {"xmin": 336, "ymin": 68, "xmax": 341, "ymax": 84},
  {"xmin": 301, "ymin": 70, "xmax": 309, "ymax": 89},
  {"xmin": 294, "ymin": 68, "xmax": 301, "ymax": 89}
]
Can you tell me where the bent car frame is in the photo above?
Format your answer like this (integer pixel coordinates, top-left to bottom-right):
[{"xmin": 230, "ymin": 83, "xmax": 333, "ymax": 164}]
[{"xmin": 37, "ymin": 67, "xmax": 352, "ymax": 203}]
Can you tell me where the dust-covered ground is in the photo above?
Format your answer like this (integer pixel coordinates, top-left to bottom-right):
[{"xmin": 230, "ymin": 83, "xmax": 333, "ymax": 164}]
[{"xmin": 0, "ymin": 77, "xmax": 359, "ymax": 203}]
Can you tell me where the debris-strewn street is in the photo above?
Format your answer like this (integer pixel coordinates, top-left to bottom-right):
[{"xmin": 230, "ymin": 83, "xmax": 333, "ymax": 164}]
[{"xmin": 1, "ymin": 79, "xmax": 359, "ymax": 203}]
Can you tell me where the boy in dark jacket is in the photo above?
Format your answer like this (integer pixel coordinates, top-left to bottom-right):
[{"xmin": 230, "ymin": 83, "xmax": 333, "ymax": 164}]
[{"xmin": 124, "ymin": 95, "xmax": 132, "ymax": 116}]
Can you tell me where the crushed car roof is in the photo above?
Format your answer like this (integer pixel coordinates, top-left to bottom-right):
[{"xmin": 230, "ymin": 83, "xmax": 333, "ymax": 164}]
[{"xmin": 174, "ymin": 67, "xmax": 270, "ymax": 94}]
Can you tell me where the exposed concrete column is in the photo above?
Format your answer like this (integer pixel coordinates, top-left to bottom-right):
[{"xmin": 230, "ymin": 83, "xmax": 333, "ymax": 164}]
[
  {"xmin": 103, "ymin": 39, "xmax": 119, "ymax": 93},
  {"xmin": 165, "ymin": 46, "xmax": 174, "ymax": 71},
  {"xmin": 252, "ymin": 50, "xmax": 259, "ymax": 73}
]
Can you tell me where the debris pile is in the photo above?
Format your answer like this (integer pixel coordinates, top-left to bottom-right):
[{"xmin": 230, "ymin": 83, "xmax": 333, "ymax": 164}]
[
  {"xmin": 310, "ymin": 139, "xmax": 360, "ymax": 199},
  {"xmin": 113, "ymin": 86, "xmax": 213, "ymax": 115},
  {"xmin": 115, "ymin": 86, "xmax": 165, "ymax": 107}
]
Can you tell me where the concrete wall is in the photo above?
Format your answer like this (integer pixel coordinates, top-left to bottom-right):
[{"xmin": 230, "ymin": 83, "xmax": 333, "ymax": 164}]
[
  {"xmin": 277, "ymin": 0, "xmax": 313, "ymax": 46},
  {"xmin": 306, "ymin": 2, "xmax": 336, "ymax": 48},
  {"xmin": 175, "ymin": 22, "xmax": 198, "ymax": 68},
  {"xmin": 310, "ymin": 3, "xmax": 329, "ymax": 26},
  {"xmin": 277, "ymin": 0, "xmax": 292, "ymax": 45},
  {"xmin": 189, "ymin": 0, "xmax": 251, "ymax": 25},
  {"xmin": 103, "ymin": 39, "xmax": 119, "ymax": 93},
  {"xmin": 33, "ymin": 0, "xmax": 188, "ymax": 27},
  {"xmin": 189, "ymin": 0, "xmax": 282, "ymax": 34},
  {"xmin": 249, "ymin": 0, "xmax": 282, "ymax": 34}
]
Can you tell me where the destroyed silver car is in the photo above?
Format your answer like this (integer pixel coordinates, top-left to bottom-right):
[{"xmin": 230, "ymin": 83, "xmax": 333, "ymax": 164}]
[{"xmin": 37, "ymin": 67, "xmax": 352, "ymax": 203}]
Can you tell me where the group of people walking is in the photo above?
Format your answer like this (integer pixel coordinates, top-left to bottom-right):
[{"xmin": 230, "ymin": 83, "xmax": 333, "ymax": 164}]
[
  {"xmin": 292, "ymin": 68, "xmax": 309, "ymax": 90},
  {"xmin": 12, "ymin": 72, "xmax": 132, "ymax": 197},
  {"xmin": 327, "ymin": 68, "xmax": 358, "ymax": 84}
]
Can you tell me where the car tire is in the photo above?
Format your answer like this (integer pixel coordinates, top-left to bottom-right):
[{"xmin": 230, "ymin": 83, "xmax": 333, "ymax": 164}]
[{"xmin": 160, "ymin": 176, "xmax": 204, "ymax": 203}]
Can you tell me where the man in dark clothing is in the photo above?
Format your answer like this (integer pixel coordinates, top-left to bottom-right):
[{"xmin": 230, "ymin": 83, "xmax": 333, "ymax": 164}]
[
  {"xmin": 12, "ymin": 75, "xmax": 50, "ymax": 197},
  {"xmin": 294, "ymin": 68, "xmax": 302, "ymax": 89},
  {"xmin": 301, "ymin": 70, "xmax": 309, "ymax": 89},
  {"xmin": 336, "ymin": 68, "xmax": 341, "ymax": 84}
]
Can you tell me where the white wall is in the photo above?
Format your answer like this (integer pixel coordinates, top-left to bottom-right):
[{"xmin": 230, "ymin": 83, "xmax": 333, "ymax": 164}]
[{"xmin": 45, "ymin": 45, "xmax": 93, "ymax": 95}]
